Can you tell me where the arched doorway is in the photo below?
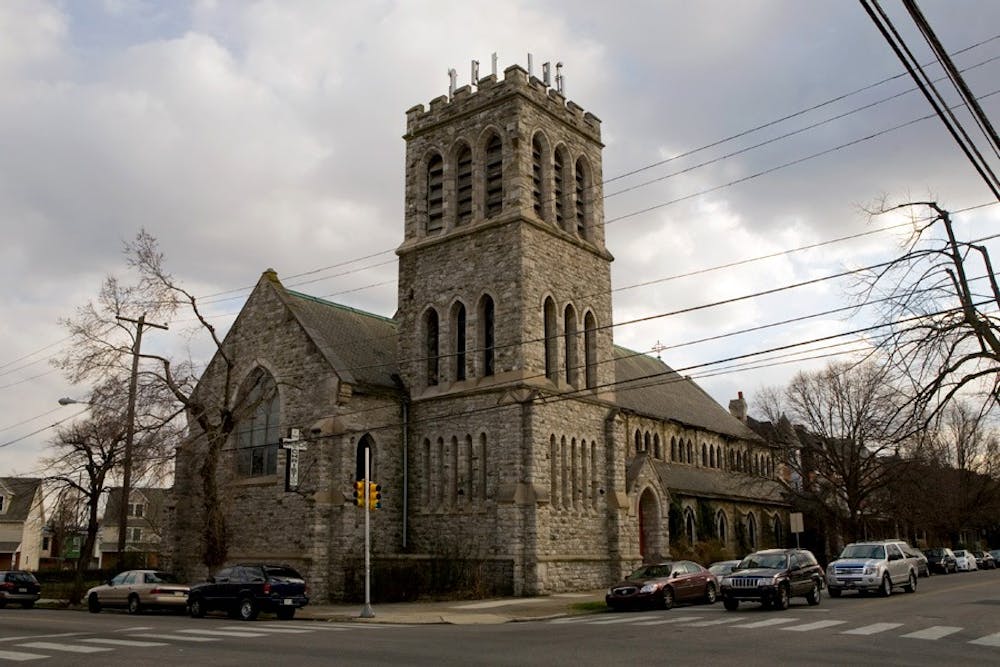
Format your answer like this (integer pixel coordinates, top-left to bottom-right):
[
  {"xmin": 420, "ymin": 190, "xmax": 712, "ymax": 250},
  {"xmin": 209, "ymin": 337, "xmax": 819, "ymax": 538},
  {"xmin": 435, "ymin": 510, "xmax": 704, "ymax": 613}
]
[{"xmin": 638, "ymin": 489, "xmax": 662, "ymax": 562}]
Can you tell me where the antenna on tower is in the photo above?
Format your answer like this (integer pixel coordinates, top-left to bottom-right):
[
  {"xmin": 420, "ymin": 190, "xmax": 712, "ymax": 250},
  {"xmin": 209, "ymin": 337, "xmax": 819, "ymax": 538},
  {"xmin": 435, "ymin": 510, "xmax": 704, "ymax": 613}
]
[
  {"xmin": 448, "ymin": 68, "xmax": 457, "ymax": 99},
  {"xmin": 555, "ymin": 62, "xmax": 564, "ymax": 94},
  {"xmin": 471, "ymin": 59, "xmax": 479, "ymax": 87},
  {"xmin": 542, "ymin": 62, "xmax": 551, "ymax": 87},
  {"xmin": 492, "ymin": 52, "xmax": 498, "ymax": 76}
]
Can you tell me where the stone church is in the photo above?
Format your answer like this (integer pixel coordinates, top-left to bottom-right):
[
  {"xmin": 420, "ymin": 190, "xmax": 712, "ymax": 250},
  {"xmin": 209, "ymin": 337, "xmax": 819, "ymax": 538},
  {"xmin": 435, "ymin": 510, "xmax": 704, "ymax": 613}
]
[{"xmin": 168, "ymin": 63, "xmax": 787, "ymax": 602}]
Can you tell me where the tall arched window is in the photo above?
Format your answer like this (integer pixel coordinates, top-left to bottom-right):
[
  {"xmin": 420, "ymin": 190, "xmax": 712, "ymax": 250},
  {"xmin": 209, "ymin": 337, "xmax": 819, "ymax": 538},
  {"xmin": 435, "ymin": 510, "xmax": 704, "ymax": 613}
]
[
  {"xmin": 456, "ymin": 143, "xmax": 472, "ymax": 225},
  {"xmin": 554, "ymin": 147, "xmax": 566, "ymax": 228},
  {"xmin": 480, "ymin": 295, "xmax": 495, "ymax": 376},
  {"xmin": 575, "ymin": 156, "xmax": 591, "ymax": 238},
  {"xmin": 671, "ymin": 437, "xmax": 677, "ymax": 461},
  {"xmin": 355, "ymin": 433, "xmax": 376, "ymax": 482},
  {"xmin": 773, "ymin": 514, "xmax": 784, "ymax": 547},
  {"xmin": 236, "ymin": 368, "xmax": 280, "ymax": 477},
  {"xmin": 747, "ymin": 512, "xmax": 758, "ymax": 550},
  {"xmin": 426, "ymin": 153, "xmax": 444, "ymax": 234},
  {"xmin": 484, "ymin": 133, "xmax": 503, "ymax": 217},
  {"xmin": 564, "ymin": 304, "xmax": 578, "ymax": 386},
  {"xmin": 709, "ymin": 446, "xmax": 716, "ymax": 468},
  {"xmin": 684, "ymin": 507, "xmax": 696, "ymax": 543},
  {"xmin": 584, "ymin": 311, "xmax": 597, "ymax": 389},
  {"xmin": 544, "ymin": 297, "xmax": 558, "ymax": 381},
  {"xmin": 478, "ymin": 433, "xmax": 488, "ymax": 500},
  {"xmin": 452, "ymin": 302, "xmax": 466, "ymax": 381},
  {"xmin": 717, "ymin": 510, "xmax": 728, "ymax": 544},
  {"xmin": 425, "ymin": 308, "xmax": 439, "ymax": 386},
  {"xmin": 653, "ymin": 434, "xmax": 661, "ymax": 459},
  {"xmin": 634, "ymin": 429, "xmax": 641, "ymax": 455},
  {"xmin": 550, "ymin": 434, "xmax": 559, "ymax": 508},
  {"xmin": 702, "ymin": 443, "xmax": 708, "ymax": 466},
  {"xmin": 643, "ymin": 432, "xmax": 651, "ymax": 453},
  {"xmin": 531, "ymin": 134, "xmax": 544, "ymax": 218},
  {"xmin": 422, "ymin": 438, "xmax": 431, "ymax": 507}
]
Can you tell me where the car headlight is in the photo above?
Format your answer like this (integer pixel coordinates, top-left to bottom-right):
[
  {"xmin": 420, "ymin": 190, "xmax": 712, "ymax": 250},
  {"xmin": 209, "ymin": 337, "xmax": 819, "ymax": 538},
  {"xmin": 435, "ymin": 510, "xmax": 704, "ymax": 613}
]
[
  {"xmin": 639, "ymin": 583, "xmax": 660, "ymax": 594},
  {"xmin": 863, "ymin": 565, "xmax": 877, "ymax": 575}
]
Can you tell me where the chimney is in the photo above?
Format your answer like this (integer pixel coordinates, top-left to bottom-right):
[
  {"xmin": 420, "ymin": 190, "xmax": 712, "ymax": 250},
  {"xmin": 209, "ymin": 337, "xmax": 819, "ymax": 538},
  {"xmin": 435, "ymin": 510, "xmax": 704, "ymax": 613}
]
[{"xmin": 729, "ymin": 391, "xmax": 748, "ymax": 423}]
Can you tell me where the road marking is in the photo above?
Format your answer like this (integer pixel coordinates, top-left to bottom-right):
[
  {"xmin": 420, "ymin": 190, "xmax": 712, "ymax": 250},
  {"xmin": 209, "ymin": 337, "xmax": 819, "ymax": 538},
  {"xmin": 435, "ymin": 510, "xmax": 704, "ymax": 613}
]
[
  {"xmin": 550, "ymin": 616, "xmax": 599, "ymax": 624},
  {"xmin": 782, "ymin": 620, "xmax": 847, "ymax": 632},
  {"xmin": 0, "ymin": 649, "xmax": 47, "ymax": 662},
  {"xmin": 126, "ymin": 634, "xmax": 219, "ymax": 643},
  {"xmin": 635, "ymin": 615, "xmax": 702, "ymax": 626},
  {"xmin": 81, "ymin": 638, "xmax": 169, "ymax": 647},
  {"xmin": 16, "ymin": 642, "xmax": 111, "ymax": 654},
  {"xmin": 451, "ymin": 598, "xmax": 547, "ymax": 609},
  {"xmin": 553, "ymin": 593, "xmax": 597, "ymax": 598},
  {"xmin": 276, "ymin": 624, "xmax": 351, "ymax": 631},
  {"xmin": 0, "ymin": 633, "xmax": 85, "ymax": 644},
  {"xmin": 682, "ymin": 618, "xmax": 741, "ymax": 627},
  {"xmin": 841, "ymin": 623, "xmax": 903, "ymax": 635},
  {"xmin": 117, "ymin": 626, "xmax": 154, "ymax": 632},
  {"xmin": 969, "ymin": 632, "xmax": 1000, "ymax": 647},
  {"xmin": 588, "ymin": 614, "xmax": 660, "ymax": 625},
  {"xmin": 902, "ymin": 626, "xmax": 962, "ymax": 640},
  {"xmin": 177, "ymin": 629, "xmax": 266, "ymax": 638},
  {"xmin": 218, "ymin": 625, "xmax": 312, "ymax": 634},
  {"xmin": 733, "ymin": 617, "xmax": 801, "ymax": 629}
]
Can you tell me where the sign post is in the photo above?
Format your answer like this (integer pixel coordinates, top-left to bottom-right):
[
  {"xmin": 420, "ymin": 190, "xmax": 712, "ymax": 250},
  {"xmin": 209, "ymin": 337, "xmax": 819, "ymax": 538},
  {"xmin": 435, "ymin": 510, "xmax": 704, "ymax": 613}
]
[
  {"xmin": 790, "ymin": 512, "xmax": 804, "ymax": 548},
  {"xmin": 360, "ymin": 446, "xmax": 374, "ymax": 618},
  {"xmin": 281, "ymin": 428, "xmax": 307, "ymax": 492}
]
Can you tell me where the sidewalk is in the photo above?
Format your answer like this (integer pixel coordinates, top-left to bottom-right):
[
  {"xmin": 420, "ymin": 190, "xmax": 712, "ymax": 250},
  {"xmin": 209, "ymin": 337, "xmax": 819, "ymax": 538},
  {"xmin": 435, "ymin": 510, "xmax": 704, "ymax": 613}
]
[{"xmin": 295, "ymin": 589, "xmax": 608, "ymax": 625}]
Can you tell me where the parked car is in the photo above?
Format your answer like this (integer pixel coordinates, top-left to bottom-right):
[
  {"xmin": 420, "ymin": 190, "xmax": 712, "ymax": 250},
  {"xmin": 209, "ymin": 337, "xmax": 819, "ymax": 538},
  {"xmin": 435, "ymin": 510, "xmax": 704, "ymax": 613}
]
[
  {"xmin": 606, "ymin": 561, "xmax": 718, "ymax": 610},
  {"xmin": 708, "ymin": 560, "xmax": 740, "ymax": 577},
  {"xmin": 86, "ymin": 570, "xmax": 189, "ymax": 614},
  {"xmin": 923, "ymin": 547, "xmax": 957, "ymax": 574},
  {"xmin": 0, "ymin": 570, "xmax": 41, "ymax": 609},
  {"xmin": 953, "ymin": 549, "xmax": 978, "ymax": 571},
  {"xmin": 990, "ymin": 549, "xmax": 1000, "ymax": 563},
  {"xmin": 901, "ymin": 545, "xmax": 930, "ymax": 577},
  {"xmin": 187, "ymin": 563, "xmax": 309, "ymax": 621},
  {"xmin": 826, "ymin": 540, "xmax": 918, "ymax": 597},
  {"xmin": 971, "ymin": 550, "xmax": 996, "ymax": 570},
  {"xmin": 720, "ymin": 548, "xmax": 824, "ymax": 611}
]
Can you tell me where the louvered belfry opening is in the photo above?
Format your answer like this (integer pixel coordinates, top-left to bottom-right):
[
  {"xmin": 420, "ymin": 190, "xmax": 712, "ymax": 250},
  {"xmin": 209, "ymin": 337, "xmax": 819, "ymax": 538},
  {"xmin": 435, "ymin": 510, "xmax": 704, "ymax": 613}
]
[
  {"xmin": 484, "ymin": 134, "xmax": 503, "ymax": 217},
  {"xmin": 427, "ymin": 153, "xmax": 444, "ymax": 233},
  {"xmin": 532, "ymin": 135, "xmax": 543, "ymax": 218},
  {"xmin": 456, "ymin": 144, "xmax": 473, "ymax": 225}
]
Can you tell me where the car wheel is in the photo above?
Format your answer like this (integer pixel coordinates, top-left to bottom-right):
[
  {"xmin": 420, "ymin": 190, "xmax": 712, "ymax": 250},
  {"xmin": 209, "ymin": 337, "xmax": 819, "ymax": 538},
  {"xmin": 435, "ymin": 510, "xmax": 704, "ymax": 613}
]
[
  {"xmin": 773, "ymin": 584, "xmax": 790, "ymax": 611},
  {"xmin": 723, "ymin": 597, "xmax": 739, "ymax": 611},
  {"xmin": 238, "ymin": 596, "xmax": 259, "ymax": 621},
  {"xmin": 806, "ymin": 581, "xmax": 821, "ymax": 606},
  {"xmin": 903, "ymin": 572, "xmax": 917, "ymax": 593},
  {"xmin": 879, "ymin": 574, "xmax": 892, "ymax": 597},
  {"xmin": 276, "ymin": 607, "xmax": 296, "ymax": 620},
  {"xmin": 704, "ymin": 583, "xmax": 717, "ymax": 605},
  {"xmin": 87, "ymin": 593, "xmax": 101, "ymax": 614},
  {"xmin": 828, "ymin": 587, "xmax": 842, "ymax": 598},
  {"xmin": 188, "ymin": 596, "xmax": 206, "ymax": 618},
  {"xmin": 127, "ymin": 595, "xmax": 142, "ymax": 615},
  {"xmin": 660, "ymin": 587, "xmax": 674, "ymax": 611}
]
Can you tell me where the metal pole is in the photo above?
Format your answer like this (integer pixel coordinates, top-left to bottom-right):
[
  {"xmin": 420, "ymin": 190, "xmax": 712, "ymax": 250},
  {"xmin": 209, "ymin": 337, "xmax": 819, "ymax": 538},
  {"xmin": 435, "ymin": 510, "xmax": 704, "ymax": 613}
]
[{"xmin": 361, "ymin": 446, "xmax": 374, "ymax": 618}]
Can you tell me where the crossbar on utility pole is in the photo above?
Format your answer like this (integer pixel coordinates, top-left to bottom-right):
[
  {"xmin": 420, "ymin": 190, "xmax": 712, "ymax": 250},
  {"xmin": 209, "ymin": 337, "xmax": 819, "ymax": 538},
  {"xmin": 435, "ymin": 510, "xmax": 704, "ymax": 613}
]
[{"xmin": 115, "ymin": 313, "xmax": 167, "ymax": 565}]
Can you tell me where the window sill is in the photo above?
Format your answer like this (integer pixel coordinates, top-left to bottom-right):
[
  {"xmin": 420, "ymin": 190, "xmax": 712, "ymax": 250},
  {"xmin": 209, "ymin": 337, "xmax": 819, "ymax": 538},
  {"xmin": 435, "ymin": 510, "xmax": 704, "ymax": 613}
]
[{"xmin": 230, "ymin": 475, "xmax": 279, "ymax": 487}]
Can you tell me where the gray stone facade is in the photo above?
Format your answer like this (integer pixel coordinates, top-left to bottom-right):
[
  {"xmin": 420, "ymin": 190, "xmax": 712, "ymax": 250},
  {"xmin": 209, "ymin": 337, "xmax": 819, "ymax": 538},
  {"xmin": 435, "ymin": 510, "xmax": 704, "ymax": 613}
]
[{"xmin": 168, "ymin": 64, "xmax": 787, "ymax": 602}]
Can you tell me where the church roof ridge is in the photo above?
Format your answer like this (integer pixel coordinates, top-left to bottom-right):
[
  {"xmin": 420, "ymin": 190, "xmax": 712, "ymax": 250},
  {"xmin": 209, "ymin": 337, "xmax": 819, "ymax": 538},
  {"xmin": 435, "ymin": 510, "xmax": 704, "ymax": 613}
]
[{"xmin": 284, "ymin": 288, "xmax": 397, "ymax": 325}]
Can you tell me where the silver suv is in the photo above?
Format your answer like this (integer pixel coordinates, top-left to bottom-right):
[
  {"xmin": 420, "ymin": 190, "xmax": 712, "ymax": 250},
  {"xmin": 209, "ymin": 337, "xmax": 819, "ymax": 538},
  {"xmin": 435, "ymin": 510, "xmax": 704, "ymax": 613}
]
[{"xmin": 826, "ymin": 540, "xmax": 918, "ymax": 597}]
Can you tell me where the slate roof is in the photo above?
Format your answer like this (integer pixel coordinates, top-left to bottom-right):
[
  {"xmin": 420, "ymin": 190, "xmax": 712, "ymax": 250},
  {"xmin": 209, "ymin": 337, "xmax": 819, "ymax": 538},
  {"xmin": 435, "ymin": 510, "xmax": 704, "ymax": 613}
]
[
  {"xmin": 613, "ymin": 347, "xmax": 760, "ymax": 441},
  {"xmin": 650, "ymin": 460, "xmax": 787, "ymax": 505},
  {"xmin": 0, "ymin": 478, "xmax": 42, "ymax": 523}
]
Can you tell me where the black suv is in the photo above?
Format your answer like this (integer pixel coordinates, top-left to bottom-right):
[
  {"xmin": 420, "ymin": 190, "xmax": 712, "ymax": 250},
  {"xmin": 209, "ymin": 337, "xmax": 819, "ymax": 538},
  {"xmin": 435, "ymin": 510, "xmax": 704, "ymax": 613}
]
[
  {"xmin": 923, "ymin": 547, "xmax": 957, "ymax": 574},
  {"xmin": 187, "ymin": 563, "xmax": 308, "ymax": 621},
  {"xmin": 0, "ymin": 570, "xmax": 41, "ymax": 608},
  {"xmin": 720, "ymin": 549, "xmax": 824, "ymax": 611}
]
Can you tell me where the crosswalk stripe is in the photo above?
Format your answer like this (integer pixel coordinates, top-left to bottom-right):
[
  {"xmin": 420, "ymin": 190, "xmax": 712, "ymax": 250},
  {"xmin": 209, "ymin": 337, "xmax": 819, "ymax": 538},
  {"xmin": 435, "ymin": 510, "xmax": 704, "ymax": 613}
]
[
  {"xmin": 635, "ymin": 615, "xmax": 702, "ymax": 626},
  {"xmin": 218, "ymin": 625, "xmax": 312, "ymax": 634},
  {"xmin": 0, "ymin": 649, "xmax": 47, "ymax": 662},
  {"xmin": 682, "ymin": 618, "xmax": 740, "ymax": 627},
  {"xmin": 126, "ymin": 634, "xmax": 219, "ymax": 643},
  {"xmin": 279, "ymin": 624, "xmax": 350, "ymax": 631},
  {"xmin": 588, "ymin": 615, "xmax": 660, "ymax": 625},
  {"xmin": 733, "ymin": 617, "xmax": 801, "ymax": 629},
  {"xmin": 841, "ymin": 623, "xmax": 903, "ymax": 635},
  {"xmin": 902, "ymin": 626, "xmax": 962, "ymax": 640},
  {"xmin": 82, "ymin": 638, "xmax": 169, "ymax": 647},
  {"xmin": 782, "ymin": 620, "xmax": 847, "ymax": 632},
  {"xmin": 550, "ymin": 616, "xmax": 597, "ymax": 624},
  {"xmin": 178, "ymin": 629, "xmax": 266, "ymax": 638},
  {"xmin": 16, "ymin": 642, "xmax": 111, "ymax": 654},
  {"xmin": 969, "ymin": 632, "xmax": 1000, "ymax": 647}
]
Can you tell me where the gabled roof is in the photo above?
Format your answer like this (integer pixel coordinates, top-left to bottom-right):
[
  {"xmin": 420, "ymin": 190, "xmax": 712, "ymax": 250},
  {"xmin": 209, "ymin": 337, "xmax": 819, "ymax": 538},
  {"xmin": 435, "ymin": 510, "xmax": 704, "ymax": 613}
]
[
  {"xmin": 650, "ymin": 460, "xmax": 787, "ymax": 505},
  {"xmin": 102, "ymin": 487, "xmax": 168, "ymax": 527},
  {"xmin": 613, "ymin": 347, "xmax": 760, "ymax": 440},
  {"xmin": 0, "ymin": 477, "xmax": 43, "ymax": 523}
]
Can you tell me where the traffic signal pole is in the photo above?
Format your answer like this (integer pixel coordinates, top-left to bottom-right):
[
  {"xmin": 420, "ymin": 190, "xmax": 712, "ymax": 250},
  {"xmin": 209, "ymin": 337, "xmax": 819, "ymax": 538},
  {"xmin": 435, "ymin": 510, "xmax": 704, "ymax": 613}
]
[{"xmin": 361, "ymin": 447, "xmax": 374, "ymax": 618}]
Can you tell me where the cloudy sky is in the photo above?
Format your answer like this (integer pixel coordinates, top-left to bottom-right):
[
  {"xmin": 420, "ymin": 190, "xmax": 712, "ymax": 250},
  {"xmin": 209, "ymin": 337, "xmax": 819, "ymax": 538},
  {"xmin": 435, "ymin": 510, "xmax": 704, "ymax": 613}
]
[{"xmin": 2, "ymin": 0, "xmax": 999, "ymax": 477}]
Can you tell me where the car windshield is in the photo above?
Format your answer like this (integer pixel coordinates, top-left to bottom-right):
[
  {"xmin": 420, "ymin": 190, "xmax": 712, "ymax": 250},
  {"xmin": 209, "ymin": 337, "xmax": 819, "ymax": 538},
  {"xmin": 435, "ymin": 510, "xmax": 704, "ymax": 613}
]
[
  {"xmin": 738, "ymin": 553, "xmax": 788, "ymax": 570},
  {"xmin": 924, "ymin": 548, "xmax": 942, "ymax": 556},
  {"xmin": 264, "ymin": 566, "xmax": 303, "ymax": 581},
  {"xmin": 145, "ymin": 572, "xmax": 179, "ymax": 584},
  {"xmin": 6, "ymin": 572, "xmax": 37, "ymax": 584},
  {"xmin": 954, "ymin": 550, "xmax": 967, "ymax": 557},
  {"xmin": 841, "ymin": 544, "xmax": 885, "ymax": 559},
  {"xmin": 627, "ymin": 564, "xmax": 673, "ymax": 580}
]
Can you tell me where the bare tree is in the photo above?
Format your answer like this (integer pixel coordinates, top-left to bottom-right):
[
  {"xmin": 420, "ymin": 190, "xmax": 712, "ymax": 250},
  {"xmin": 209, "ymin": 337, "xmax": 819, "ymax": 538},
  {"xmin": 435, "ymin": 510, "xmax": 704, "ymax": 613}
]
[
  {"xmin": 56, "ymin": 230, "xmax": 268, "ymax": 572},
  {"xmin": 859, "ymin": 201, "xmax": 1000, "ymax": 426}
]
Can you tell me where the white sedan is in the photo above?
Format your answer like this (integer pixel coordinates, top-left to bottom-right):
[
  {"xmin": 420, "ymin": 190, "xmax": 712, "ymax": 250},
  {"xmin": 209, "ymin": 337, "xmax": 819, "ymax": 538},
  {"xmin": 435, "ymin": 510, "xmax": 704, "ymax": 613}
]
[{"xmin": 953, "ymin": 549, "xmax": 978, "ymax": 571}]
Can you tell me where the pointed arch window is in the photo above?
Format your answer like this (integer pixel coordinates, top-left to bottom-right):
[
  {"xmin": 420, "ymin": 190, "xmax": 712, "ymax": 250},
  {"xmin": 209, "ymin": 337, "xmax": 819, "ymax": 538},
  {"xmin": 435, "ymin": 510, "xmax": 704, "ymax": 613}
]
[
  {"xmin": 684, "ymin": 507, "xmax": 696, "ymax": 543},
  {"xmin": 452, "ymin": 302, "xmax": 466, "ymax": 381},
  {"xmin": 236, "ymin": 368, "xmax": 280, "ymax": 477},
  {"xmin": 575, "ymin": 157, "xmax": 591, "ymax": 238},
  {"xmin": 456, "ymin": 143, "xmax": 472, "ymax": 225},
  {"xmin": 564, "ymin": 304, "xmax": 578, "ymax": 386},
  {"xmin": 480, "ymin": 295, "xmax": 495, "ymax": 376},
  {"xmin": 747, "ymin": 512, "xmax": 758, "ymax": 550},
  {"xmin": 355, "ymin": 434, "xmax": 376, "ymax": 482},
  {"xmin": 544, "ymin": 297, "xmax": 558, "ymax": 381},
  {"xmin": 554, "ymin": 148, "xmax": 566, "ymax": 228},
  {"xmin": 425, "ymin": 308, "xmax": 439, "ymax": 386},
  {"xmin": 531, "ymin": 134, "xmax": 544, "ymax": 218},
  {"xmin": 717, "ymin": 511, "xmax": 728, "ymax": 543},
  {"xmin": 484, "ymin": 133, "xmax": 503, "ymax": 217},
  {"xmin": 584, "ymin": 311, "xmax": 597, "ymax": 389},
  {"xmin": 773, "ymin": 514, "xmax": 784, "ymax": 546},
  {"xmin": 426, "ymin": 153, "xmax": 444, "ymax": 234}
]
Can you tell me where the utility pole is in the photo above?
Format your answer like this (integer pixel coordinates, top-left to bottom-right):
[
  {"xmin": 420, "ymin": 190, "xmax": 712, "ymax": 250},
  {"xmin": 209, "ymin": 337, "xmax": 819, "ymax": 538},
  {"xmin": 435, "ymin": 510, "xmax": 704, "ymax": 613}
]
[{"xmin": 115, "ymin": 313, "xmax": 167, "ymax": 566}]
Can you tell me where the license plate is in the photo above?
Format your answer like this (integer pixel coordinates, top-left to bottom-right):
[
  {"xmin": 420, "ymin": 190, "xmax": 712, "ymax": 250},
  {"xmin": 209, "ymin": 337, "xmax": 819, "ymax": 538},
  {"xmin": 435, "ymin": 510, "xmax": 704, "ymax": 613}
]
[
  {"xmin": 18, "ymin": 588, "xmax": 27, "ymax": 593},
  {"xmin": 174, "ymin": 591, "xmax": 185, "ymax": 596},
  {"xmin": 283, "ymin": 598, "xmax": 295, "ymax": 605}
]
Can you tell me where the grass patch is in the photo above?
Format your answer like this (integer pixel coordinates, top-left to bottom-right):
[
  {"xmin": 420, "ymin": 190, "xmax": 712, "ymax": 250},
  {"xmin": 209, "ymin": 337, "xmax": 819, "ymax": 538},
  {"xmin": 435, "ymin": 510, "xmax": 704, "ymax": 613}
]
[{"xmin": 569, "ymin": 600, "xmax": 608, "ymax": 614}]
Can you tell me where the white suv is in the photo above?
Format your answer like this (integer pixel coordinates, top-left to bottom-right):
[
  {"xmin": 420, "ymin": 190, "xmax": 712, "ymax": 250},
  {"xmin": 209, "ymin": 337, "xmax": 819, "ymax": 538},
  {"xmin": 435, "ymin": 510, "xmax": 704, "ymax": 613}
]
[{"xmin": 826, "ymin": 540, "xmax": 918, "ymax": 597}]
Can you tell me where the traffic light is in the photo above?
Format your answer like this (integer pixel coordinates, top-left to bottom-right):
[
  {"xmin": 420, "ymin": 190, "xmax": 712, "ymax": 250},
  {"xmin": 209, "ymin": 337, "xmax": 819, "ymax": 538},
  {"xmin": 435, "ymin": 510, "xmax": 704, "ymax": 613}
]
[
  {"xmin": 354, "ymin": 480, "xmax": 365, "ymax": 507},
  {"xmin": 368, "ymin": 482, "xmax": 382, "ymax": 510}
]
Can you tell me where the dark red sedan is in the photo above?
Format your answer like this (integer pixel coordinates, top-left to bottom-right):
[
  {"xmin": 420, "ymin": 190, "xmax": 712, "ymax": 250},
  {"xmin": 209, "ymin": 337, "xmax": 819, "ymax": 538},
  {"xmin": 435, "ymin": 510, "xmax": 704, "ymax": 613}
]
[{"xmin": 606, "ymin": 560, "xmax": 719, "ymax": 610}]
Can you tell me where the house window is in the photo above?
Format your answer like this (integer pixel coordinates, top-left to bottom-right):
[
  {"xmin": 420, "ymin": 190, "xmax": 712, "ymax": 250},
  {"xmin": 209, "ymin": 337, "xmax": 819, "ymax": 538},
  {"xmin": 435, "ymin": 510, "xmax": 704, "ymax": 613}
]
[
  {"xmin": 42, "ymin": 536, "xmax": 50, "ymax": 551},
  {"xmin": 456, "ymin": 143, "xmax": 472, "ymax": 225},
  {"xmin": 425, "ymin": 308, "xmax": 440, "ymax": 386},
  {"xmin": 128, "ymin": 527, "xmax": 142, "ymax": 543},
  {"xmin": 453, "ymin": 302, "xmax": 466, "ymax": 381},
  {"xmin": 480, "ymin": 295, "xmax": 495, "ymax": 376},
  {"xmin": 584, "ymin": 311, "xmax": 597, "ymax": 389},
  {"xmin": 128, "ymin": 502, "xmax": 145, "ymax": 518},
  {"xmin": 484, "ymin": 133, "xmax": 503, "ymax": 217},
  {"xmin": 236, "ymin": 369, "xmax": 280, "ymax": 477},
  {"xmin": 426, "ymin": 153, "xmax": 444, "ymax": 233}
]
